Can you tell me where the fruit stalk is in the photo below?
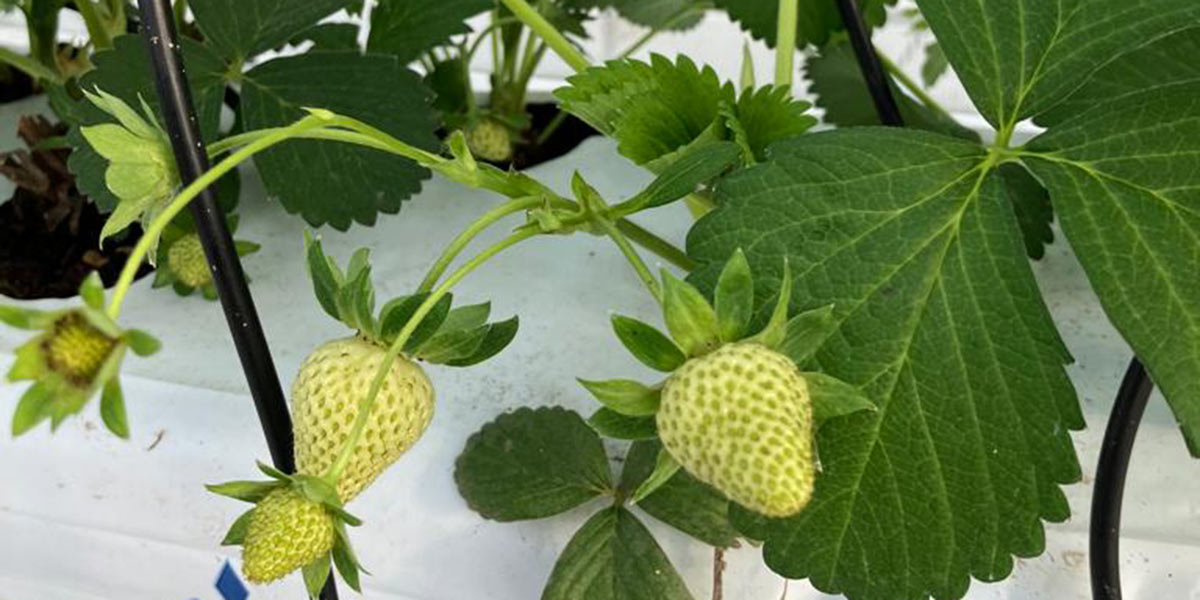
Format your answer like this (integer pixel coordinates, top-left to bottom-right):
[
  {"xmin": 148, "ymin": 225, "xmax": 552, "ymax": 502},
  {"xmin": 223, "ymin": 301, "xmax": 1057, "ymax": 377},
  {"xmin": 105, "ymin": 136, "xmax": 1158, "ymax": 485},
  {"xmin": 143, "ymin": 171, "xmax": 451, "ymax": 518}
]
[{"xmin": 418, "ymin": 195, "xmax": 551, "ymax": 292}]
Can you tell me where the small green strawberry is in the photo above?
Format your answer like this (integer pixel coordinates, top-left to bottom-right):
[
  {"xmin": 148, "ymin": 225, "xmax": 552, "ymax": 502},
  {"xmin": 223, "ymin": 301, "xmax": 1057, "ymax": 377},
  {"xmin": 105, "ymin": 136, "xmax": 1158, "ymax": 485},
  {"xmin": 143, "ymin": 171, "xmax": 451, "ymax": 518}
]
[
  {"xmin": 153, "ymin": 215, "xmax": 259, "ymax": 300},
  {"xmin": 242, "ymin": 487, "xmax": 336, "ymax": 584},
  {"xmin": 465, "ymin": 118, "xmax": 513, "ymax": 163},
  {"xmin": 292, "ymin": 335, "xmax": 434, "ymax": 502},
  {"xmin": 167, "ymin": 233, "xmax": 210, "ymax": 288},
  {"xmin": 658, "ymin": 342, "xmax": 813, "ymax": 517}
]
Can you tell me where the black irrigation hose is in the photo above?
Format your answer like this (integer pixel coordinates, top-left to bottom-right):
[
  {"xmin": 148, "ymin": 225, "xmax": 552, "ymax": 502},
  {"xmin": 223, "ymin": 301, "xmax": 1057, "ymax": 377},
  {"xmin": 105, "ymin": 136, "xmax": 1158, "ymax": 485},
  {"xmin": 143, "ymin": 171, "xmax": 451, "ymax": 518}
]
[
  {"xmin": 1090, "ymin": 359, "xmax": 1153, "ymax": 600},
  {"xmin": 832, "ymin": 0, "xmax": 903, "ymax": 127},
  {"xmin": 137, "ymin": 2, "xmax": 338, "ymax": 598},
  {"xmin": 830, "ymin": 3, "xmax": 1154, "ymax": 599}
]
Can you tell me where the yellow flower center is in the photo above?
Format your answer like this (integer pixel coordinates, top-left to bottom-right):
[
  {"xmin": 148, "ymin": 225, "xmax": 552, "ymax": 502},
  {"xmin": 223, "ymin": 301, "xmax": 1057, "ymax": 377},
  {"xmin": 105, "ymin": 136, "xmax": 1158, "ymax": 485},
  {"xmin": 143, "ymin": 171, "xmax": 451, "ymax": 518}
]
[{"xmin": 43, "ymin": 312, "xmax": 118, "ymax": 385}]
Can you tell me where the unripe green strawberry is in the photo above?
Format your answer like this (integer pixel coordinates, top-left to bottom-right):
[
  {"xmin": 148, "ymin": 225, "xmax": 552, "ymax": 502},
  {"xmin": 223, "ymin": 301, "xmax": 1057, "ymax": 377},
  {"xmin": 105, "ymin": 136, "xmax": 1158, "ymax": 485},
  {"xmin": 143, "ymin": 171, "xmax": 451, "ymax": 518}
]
[
  {"xmin": 466, "ymin": 118, "xmax": 513, "ymax": 163},
  {"xmin": 167, "ymin": 234, "xmax": 211, "ymax": 288},
  {"xmin": 241, "ymin": 487, "xmax": 335, "ymax": 584},
  {"xmin": 291, "ymin": 336, "xmax": 435, "ymax": 502},
  {"xmin": 657, "ymin": 342, "xmax": 814, "ymax": 517},
  {"xmin": 42, "ymin": 312, "xmax": 118, "ymax": 386}
]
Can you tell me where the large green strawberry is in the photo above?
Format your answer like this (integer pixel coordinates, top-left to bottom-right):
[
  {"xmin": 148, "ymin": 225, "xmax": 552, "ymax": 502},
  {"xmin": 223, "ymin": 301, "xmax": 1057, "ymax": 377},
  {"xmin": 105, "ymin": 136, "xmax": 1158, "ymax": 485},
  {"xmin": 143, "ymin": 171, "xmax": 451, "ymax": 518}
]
[
  {"xmin": 241, "ymin": 487, "xmax": 336, "ymax": 584},
  {"xmin": 657, "ymin": 342, "xmax": 814, "ymax": 517},
  {"xmin": 292, "ymin": 335, "xmax": 434, "ymax": 502}
]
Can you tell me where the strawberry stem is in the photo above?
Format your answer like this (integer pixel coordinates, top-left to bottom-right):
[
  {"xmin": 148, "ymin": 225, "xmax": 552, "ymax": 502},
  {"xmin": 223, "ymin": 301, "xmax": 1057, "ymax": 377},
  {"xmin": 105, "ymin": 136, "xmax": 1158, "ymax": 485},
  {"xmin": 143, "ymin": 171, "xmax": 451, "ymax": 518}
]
[
  {"xmin": 594, "ymin": 217, "xmax": 663, "ymax": 302},
  {"xmin": 324, "ymin": 228, "xmax": 543, "ymax": 484}
]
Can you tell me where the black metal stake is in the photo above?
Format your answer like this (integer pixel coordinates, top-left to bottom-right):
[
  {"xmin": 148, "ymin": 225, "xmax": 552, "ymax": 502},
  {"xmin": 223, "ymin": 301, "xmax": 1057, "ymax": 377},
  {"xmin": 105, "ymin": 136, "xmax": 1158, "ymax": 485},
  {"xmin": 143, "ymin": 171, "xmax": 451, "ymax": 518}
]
[
  {"xmin": 137, "ymin": 1, "xmax": 337, "ymax": 598},
  {"xmin": 833, "ymin": 0, "xmax": 903, "ymax": 126},
  {"xmin": 1090, "ymin": 359, "xmax": 1153, "ymax": 600}
]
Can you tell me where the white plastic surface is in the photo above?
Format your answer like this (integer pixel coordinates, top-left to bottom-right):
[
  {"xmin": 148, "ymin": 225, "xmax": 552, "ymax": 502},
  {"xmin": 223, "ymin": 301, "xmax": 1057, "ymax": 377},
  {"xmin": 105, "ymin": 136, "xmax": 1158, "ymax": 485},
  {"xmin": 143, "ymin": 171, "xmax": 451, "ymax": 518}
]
[{"xmin": 2, "ymin": 135, "xmax": 1199, "ymax": 599}]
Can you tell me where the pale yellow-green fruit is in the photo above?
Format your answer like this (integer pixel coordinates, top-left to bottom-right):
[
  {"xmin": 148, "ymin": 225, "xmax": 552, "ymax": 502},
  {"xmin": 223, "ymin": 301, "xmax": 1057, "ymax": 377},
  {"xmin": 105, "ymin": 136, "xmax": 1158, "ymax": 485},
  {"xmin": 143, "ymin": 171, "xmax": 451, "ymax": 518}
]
[
  {"xmin": 167, "ymin": 234, "xmax": 211, "ymax": 288},
  {"xmin": 291, "ymin": 336, "xmax": 435, "ymax": 502},
  {"xmin": 466, "ymin": 119, "xmax": 513, "ymax": 163},
  {"xmin": 241, "ymin": 487, "xmax": 335, "ymax": 584},
  {"xmin": 43, "ymin": 312, "xmax": 118, "ymax": 386},
  {"xmin": 657, "ymin": 342, "xmax": 814, "ymax": 517}
]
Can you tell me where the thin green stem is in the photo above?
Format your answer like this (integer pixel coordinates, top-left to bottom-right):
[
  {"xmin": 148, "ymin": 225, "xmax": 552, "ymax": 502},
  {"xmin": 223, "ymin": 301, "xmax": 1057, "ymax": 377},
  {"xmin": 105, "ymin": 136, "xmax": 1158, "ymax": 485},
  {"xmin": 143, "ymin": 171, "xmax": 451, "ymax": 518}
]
[
  {"xmin": 325, "ymin": 228, "xmax": 540, "ymax": 482},
  {"xmin": 877, "ymin": 50, "xmax": 951, "ymax": 117},
  {"xmin": 0, "ymin": 46, "xmax": 61, "ymax": 83},
  {"xmin": 534, "ymin": 110, "xmax": 570, "ymax": 146},
  {"xmin": 73, "ymin": 0, "xmax": 113, "ymax": 50},
  {"xmin": 597, "ymin": 218, "xmax": 662, "ymax": 301},
  {"xmin": 466, "ymin": 17, "xmax": 519, "ymax": 65},
  {"xmin": 105, "ymin": 116, "xmax": 331, "ymax": 319},
  {"xmin": 499, "ymin": 0, "xmax": 590, "ymax": 73},
  {"xmin": 617, "ymin": 3, "xmax": 713, "ymax": 59},
  {"xmin": 774, "ymin": 0, "xmax": 799, "ymax": 87},
  {"xmin": 417, "ymin": 195, "xmax": 546, "ymax": 292},
  {"xmin": 615, "ymin": 219, "xmax": 695, "ymax": 272}
]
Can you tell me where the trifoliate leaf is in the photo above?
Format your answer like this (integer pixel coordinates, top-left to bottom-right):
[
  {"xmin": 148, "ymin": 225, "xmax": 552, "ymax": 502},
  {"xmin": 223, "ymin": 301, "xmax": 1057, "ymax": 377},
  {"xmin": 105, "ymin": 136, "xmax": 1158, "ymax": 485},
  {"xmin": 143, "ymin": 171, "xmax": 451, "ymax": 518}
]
[
  {"xmin": 805, "ymin": 41, "xmax": 977, "ymax": 141},
  {"xmin": 541, "ymin": 507, "xmax": 693, "ymax": 600},
  {"xmin": 997, "ymin": 163, "xmax": 1054, "ymax": 261},
  {"xmin": 915, "ymin": 0, "xmax": 1200, "ymax": 128},
  {"xmin": 190, "ymin": 0, "xmax": 350, "ymax": 61},
  {"xmin": 240, "ymin": 51, "xmax": 439, "ymax": 230},
  {"xmin": 713, "ymin": 0, "xmax": 896, "ymax": 48},
  {"xmin": 688, "ymin": 128, "xmax": 1083, "ymax": 600},
  {"xmin": 367, "ymin": 0, "xmax": 492, "ymax": 63},
  {"xmin": 620, "ymin": 440, "xmax": 740, "ymax": 548},
  {"xmin": 455, "ymin": 407, "xmax": 613, "ymax": 521},
  {"xmin": 1024, "ymin": 81, "xmax": 1200, "ymax": 455}
]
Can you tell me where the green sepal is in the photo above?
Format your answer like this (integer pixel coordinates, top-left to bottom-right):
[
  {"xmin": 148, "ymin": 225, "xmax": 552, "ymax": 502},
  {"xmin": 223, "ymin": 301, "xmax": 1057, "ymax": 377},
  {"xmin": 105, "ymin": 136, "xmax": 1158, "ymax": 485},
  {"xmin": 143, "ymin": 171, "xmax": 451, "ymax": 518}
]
[
  {"xmin": 444, "ymin": 317, "xmax": 520, "ymax": 367},
  {"xmin": 661, "ymin": 270, "xmax": 720, "ymax": 356},
  {"xmin": 416, "ymin": 325, "xmax": 488, "ymax": 364},
  {"xmin": 0, "ymin": 305, "xmax": 53, "ymax": 330},
  {"xmin": 304, "ymin": 232, "xmax": 344, "ymax": 322},
  {"xmin": 748, "ymin": 259, "xmax": 792, "ymax": 349},
  {"xmin": 331, "ymin": 522, "xmax": 364, "ymax": 592},
  {"xmin": 588, "ymin": 408, "xmax": 658, "ymax": 440},
  {"xmin": 200, "ymin": 285, "xmax": 218, "ymax": 301},
  {"xmin": 12, "ymin": 381, "xmax": 51, "ymax": 436},
  {"xmin": 570, "ymin": 171, "xmax": 606, "ymax": 214},
  {"xmin": 805, "ymin": 372, "xmax": 876, "ymax": 427},
  {"xmin": 714, "ymin": 248, "xmax": 753, "ymax": 342},
  {"xmin": 79, "ymin": 272, "xmax": 106, "ymax": 309},
  {"xmin": 336, "ymin": 258, "xmax": 375, "ymax": 334},
  {"xmin": 402, "ymin": 293, "xmax": 454, "ymax": 353},
  {"xmin": 205, "ymin": 479, "xmax": 285, "ymax": 503},
  {"xmin": 7, "ymin": 339, "xmax": 45, "ymax": 381},
  {"xmin": 379, "ymin": 292, "xmax": 448, "ymax": 346},
  {"xmin": 780, "ymin": 304, "xmax": 837, "ymax": 365},
  {"xmin": 611, "ymin": 315, "xmax": 686, "ymax": 372},
  {"xmin": 172, "ymin": 281, "xmax": 195, "ymax": 297},
  {"xmin": 235, "ymin": 240, "xmax": 261, "ymax": 256},
  {"xmin": 301, "ymin": 553, "xmax": 332, "ymax": 599},
  {"xmin": 445, "ymin": 130, "xmax": 478, "ymax": 174},
  {"xmin": 124, "ymin": 329, "xmax": 162, "ymax": 357},
  {"xmin": 292, "ymin": 474, "xmax": 342, "ymax": 508},
  {"xmin": 436, "ymin": 302, "xmax": 491, "ymax": 334},
  {"xmin": 256, "ymin": 460, "xmax": 291, "ymax": 481},
  {"xmin": 99, "ymin": 377, "xmax": 129, "ymax": 439},
  {"xmin": 630, "ymin": 447, "xmax": 680, "ymax": 504},
  {"xmin": 221, "ymin": 508, "xmax": 255, "ymax": 546},
  {"xmin": 621, "ymin": 142, "xmax": 741, "ymax": 212},
  {"xmin": 577, "ymin": 378, "xmax": 661, "ymax": 417}
]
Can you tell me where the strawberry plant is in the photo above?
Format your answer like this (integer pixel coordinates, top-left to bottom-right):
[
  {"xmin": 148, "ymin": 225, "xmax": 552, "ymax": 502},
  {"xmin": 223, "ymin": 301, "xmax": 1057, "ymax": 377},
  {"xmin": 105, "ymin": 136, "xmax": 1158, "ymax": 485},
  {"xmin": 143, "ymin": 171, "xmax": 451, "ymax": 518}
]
[{"xmin": 4, "ymin": 0, "xmax": 1200, "ymax": 599}]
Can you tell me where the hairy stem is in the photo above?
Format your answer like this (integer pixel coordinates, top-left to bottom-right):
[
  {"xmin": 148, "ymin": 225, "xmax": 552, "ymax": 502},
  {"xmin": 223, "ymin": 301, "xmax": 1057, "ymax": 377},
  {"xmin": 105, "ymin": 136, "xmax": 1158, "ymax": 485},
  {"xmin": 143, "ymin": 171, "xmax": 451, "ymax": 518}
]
[
  {"xmin": 877, "ymin": 50, "xmax": 952, "ymax": 118},
  {"xmin": 325, "ymin": 229, "xmax": 541, "ymax": 482},
  {"xmin": 615, "ymin": 219, "xmax": 695, "ymax": 272},
  {"xmin": 774, "ymin": 0, "xmax": 799, "ymax": 87},
  {"xmin": 499, "ymin": 0, "xmax": 590, "ymax": 73},
  {"xmin": 105, "ymin": 116, "xmax": 332, "ymax": 319},
  {"xmin": 596, "ymin": 218, "xmax": 662, "ymax": 302},
  {"xmin": 418, "ymin": 195, "xmax": 550, "ymax": 292}
]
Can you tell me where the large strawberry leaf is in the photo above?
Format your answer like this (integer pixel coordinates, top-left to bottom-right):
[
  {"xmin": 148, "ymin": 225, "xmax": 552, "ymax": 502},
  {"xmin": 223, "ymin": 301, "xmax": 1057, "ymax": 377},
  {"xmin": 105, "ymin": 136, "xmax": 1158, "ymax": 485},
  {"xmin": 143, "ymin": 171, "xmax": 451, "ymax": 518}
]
[
  {"xmin": 367, "ymin": 0, "xmax": 492, "ymax": 63},
  {"xmin": 687, "ymin": 128, "xmax": 1082, "ymax": 600},
  {"xmin": 189, "ymin": 0, "xmax": 352, "ymax": 61},
  {"xmin": 455, "ymin": 407, "xmax": 614, "ymax": 521},
  {"xmin": 239, "ymin": 51, "xmax": 438, "ymax": 230},
  {"xmin": 915, "ymin": 0, "xmax": 1200, "ymax": 129},
  {"xmin": 541, "ymin": 507, "xmax": 694, "ymax": 600},
  {"xmin": 1034, "ymin": 26, "xmax": 1200, "ymax": 127},
  {"xmin": 713, "ymin": 0, "xmax": 896, "ymax": 48},
  {"xmin": 1023, "ymin": 81, "xmax": 1200, "ymax": 454}
]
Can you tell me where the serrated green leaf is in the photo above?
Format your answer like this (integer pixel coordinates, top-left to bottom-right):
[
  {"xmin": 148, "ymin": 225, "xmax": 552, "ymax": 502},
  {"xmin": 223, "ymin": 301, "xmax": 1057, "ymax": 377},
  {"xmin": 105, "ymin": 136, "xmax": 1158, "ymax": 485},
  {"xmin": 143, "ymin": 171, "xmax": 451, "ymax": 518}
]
[
  {"xmin": 367, "ymin": 0, "xmax": 492, "ymax": 63},
  {"xmin": 805, "ymin": 41, "xmax": 978, "ymax": 141},
  {"xmin": 779, "ymin": 304, "xmax": 836, "ymax": 366},
  {"xmin": 541, "ymin": 507, "xmax": 693, "ymax": 600},
  {"xmin": 444, "ymin": 316, "xmax": 519, "ymax": 367},
  {"xmin": 587, "ymin": 408, "xmax": 657, "ymax": 440},
  {"xmin": 620, "ymin": 440, "xmax": 740, "ymax": 548},
  {"xmin": 292, "ymin": 22, "xmax": 361, "ymax": 51},
  {"xmin": 610, "ymin": 314, "xmax": 686, "ymax": 372},
  {"xmin": 724, "ymin": 85, "xmax": 818, "ymax": 163},
  {"xmin": 714, "ymin": 248, "xmax": 753, "ymax": 342},
  {"xmin": 455, "ymin": 407, "xmax": 612, "ymax": 521},
  {"xmin": 221, "ymin": 508, "xmax": 255, "ymax": 546},
  {"xmin": 205, "ymin": 480, "xmax": 283, "ymax": 503},
  {"xmin": 687, "ymin": 128, "xmax": 1083, "ymax": 600},
  {"xmin": 997, "ymin": 163, "xmax": 1054, "ymax": 261},
  {"xmin": 426, "ymin": 56, "xmax": 471, "ymax": 118},
  {"xmin": 661, "ymin": 271, "xmax": 720, "ymax": 356},
  {"xmin": 1035, "ymin": 26, "xmax": 1200, "ymax": 127},
  {"xmin": 623, "ymin": 142, "xmax": 741, "ymax": 212},
  {"xmin": 804, "ymin": 371, "xmax": 876, "ymax": 426},
  {"xmin": 714, "ymin": 0, "xmax": 896, "ymax": 48},
  {"xmin": 557, "ymin": 54, "xmax": 735, "ymax": 167},
  {"xmin": 577, "ymin": 379, "xmax": 660, "ymax": 417},
  {"xmin": 915, "ymin": 0, "xmax": 1200, "ymax": 128},
  {"xmin": 301, "ymin": 553, "xmax": 332, "ymax": 599},
  {"xmin": 1024, "ymin": 81, "xmax": 1200, "ymax": 454},
  {"xmin": 124, "ymin": 329, "xmax": 161, "ymax": 357},
  {"xmin": 240, "ymin": 51, "xmax": 438, "ymax": 230},
  {"xmin": 99, "ymin": 378, "xmax": 128, "ymax": 439},
  {"xmin": 190, "ymin": 0, "xmax": 350, "ymax": 60}
]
